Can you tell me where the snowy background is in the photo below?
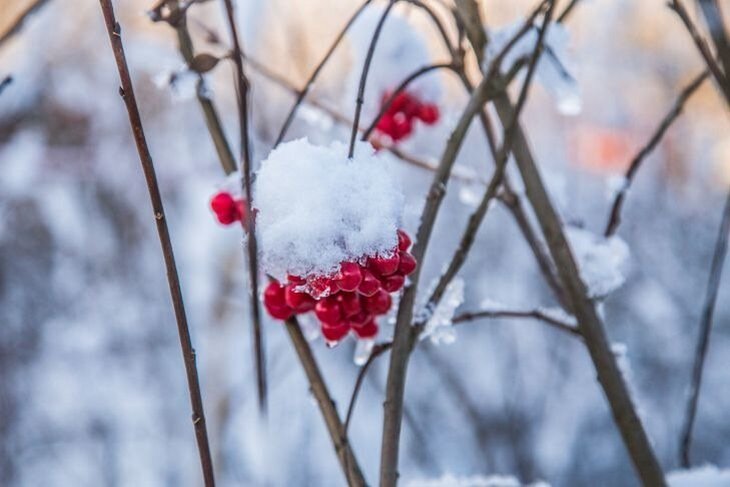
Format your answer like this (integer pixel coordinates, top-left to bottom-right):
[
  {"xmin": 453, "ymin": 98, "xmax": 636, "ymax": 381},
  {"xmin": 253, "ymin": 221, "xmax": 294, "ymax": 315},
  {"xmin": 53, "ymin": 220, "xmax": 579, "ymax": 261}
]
[{"xmin": 1, "ymin": 0, "xmax": 729, "ymax": 485}]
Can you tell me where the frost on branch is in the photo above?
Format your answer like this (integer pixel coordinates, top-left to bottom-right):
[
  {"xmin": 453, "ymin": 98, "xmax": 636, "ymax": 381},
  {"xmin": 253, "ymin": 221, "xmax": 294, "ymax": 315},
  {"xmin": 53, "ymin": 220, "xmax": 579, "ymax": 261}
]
[
  {"xmin": 254, "ymin": 138, "xmax": 403, "ymax": 281},
  {"xmin": 420, "ymin": 278, "xmax": 465, "ymax": 345},
  {"xmin": 565, "ymin": 225, "xmax": 630, "ymax": 298},
  {"xmin": 668, "ymin": 465, "xmax": 730, "ymax": 486},
  {"xmin": 484, "ymin": 21, "xmax": 581, "ymax": 116}
]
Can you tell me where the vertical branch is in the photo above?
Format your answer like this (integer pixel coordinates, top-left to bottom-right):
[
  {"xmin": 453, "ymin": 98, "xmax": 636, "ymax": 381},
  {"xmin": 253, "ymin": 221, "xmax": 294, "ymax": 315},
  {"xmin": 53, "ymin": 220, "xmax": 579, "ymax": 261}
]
[
  {"xmin": 679, "ymin": 191, "xmax": 730, "ymax": 467},
  {"xmin": 284, "ymin": 318, "xmax": 367, "ymax": 487},
  {"xmin": 97, "ymin": 2, "xmax": 216, "ymax": 486},
  {"xmin": 274, "ymin": 0, "xmax": 374, "ymax": 147},
  {"xmin": 348, "ymin": 0, "xmax": 398, "ymax": 158},
  {"xmin": 220, "ymin": 0, "xmax": 267, "ymax": 412}
]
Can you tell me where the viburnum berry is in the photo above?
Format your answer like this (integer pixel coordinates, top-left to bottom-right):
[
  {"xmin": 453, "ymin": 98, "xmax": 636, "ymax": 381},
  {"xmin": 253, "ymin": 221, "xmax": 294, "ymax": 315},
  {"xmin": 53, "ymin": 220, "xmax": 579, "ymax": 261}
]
[
  {"xmin": 284, "ymin": 285, "xmax": 316, "ymax": 313},
  {"xmin": 315, "ymin": 298, "xmax": 342, "ymax": 325},
  {"xmin": 263, "ymin": 281, "xmax": 294, "ymax": 320},
  {"xmin": 210, "ymin": 191, "xmax": 246, "ymax": 225},
  {"xmin": 381, "ymin": 273, "xmax": 405, "ymax": 293},
  {"xmin": 417, "ymin": 104, "xmax": 440, "ymax": 125},
  {"xmin": 368, "ymin": 253, "xmax": 400, "ymax": 277},
  {"xmin": 397, "ymin": 251, "xmax": 417, "ymax": 276},
  {"xmin": 373, "ymin": 90, "xmax": 440, "ymax": 145},
  {"xmin": 334, "ymin": 262, "xmax": 363, "ymax": 292},
  {"xmin": 262, "ymin": 229, "xmax": 416, "ymax": 345},
  {"xmin": 352, "ymin": 319, "xmax": 378, "ymax": 339}
]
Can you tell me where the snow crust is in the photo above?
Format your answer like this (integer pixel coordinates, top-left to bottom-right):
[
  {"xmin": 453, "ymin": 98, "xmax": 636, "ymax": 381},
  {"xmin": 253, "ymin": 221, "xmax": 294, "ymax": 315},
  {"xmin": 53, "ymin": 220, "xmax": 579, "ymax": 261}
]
[{"xmin": 254, "ymin": 138, "xmax": 403, "ymax": 280}]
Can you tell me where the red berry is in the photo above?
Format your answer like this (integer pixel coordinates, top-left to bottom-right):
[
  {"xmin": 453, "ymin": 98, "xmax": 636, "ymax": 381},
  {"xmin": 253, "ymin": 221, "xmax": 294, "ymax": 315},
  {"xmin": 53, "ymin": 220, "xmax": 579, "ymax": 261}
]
[
  {"xmin": 263, "ymin": 282, "xmax": 294, "ymax": 319},
  {"xmin": 376, "ymin": 114, "xmax": 397, "ymax": 138},
  {"xmin": 210, "ymin": 192, "xmax": 242, "ymax": 225},
  {"xmin": 397, "ymin": 251, "xmax": 417, "ymax": 276},
  {"xmin": 284, "ymin": 285, "xmax": 316, "ymax": 312},
  {"xmin": 352, "ymin": 319, "xmax": 378, "ymax": 339},
  {"xmin": 362, "ymin": 289, "xmax": 392, "ymax": 315},
  {"xmin": 309, "ymin": 276, "xmax": 336, "ymax": 298},
  {"xmin": 287, "ymin": 274, "xmax": 306, "ymax": 286},
  {"xmin": 417, "ymin": 104, "xmax": 440, "ymax": 125},
  {"xmin": 397, "ymin": 229, "xmax": 412, "ymax": 251},
  {"xmin": 315, "ymin": 298, "xmax": 342, "ymax": 325},
  {"xmin": 334, "ymin": 262, "xmax": 362, "ymax": 292},
  {"xmin": 338, "ymin": 292, "xmax": 362, "ymax": 318},
  {"xmin": 321, "ymin": 322, "xmax": 350, "ymax": 343},
  {"xmin": 392, "ymin": 114, "xmax": 412, "ymax": 140},
  {"xmin": 349, "ymin": 310, "xmax": 373, "ymax": 327},
  {"xmin": 368, "ymin": 253, "xmax": 400, "ymax": 277},
  {"xmin": 358, "ymin": 269, "xmax": 381, "ymax": 297},
  {"xmin": 382, "ymin": 273, "xmax": 405, "ymax": 293}
]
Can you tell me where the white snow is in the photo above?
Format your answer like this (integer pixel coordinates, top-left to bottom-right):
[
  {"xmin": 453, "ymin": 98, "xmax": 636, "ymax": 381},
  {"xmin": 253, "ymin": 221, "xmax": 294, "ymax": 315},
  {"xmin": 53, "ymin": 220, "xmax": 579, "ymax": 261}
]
[
  {"xmin": 538, "ymin": 306, "xmax": 578, "ymax": 326},
  {"xmin": 484, "ymin": 21, "xmax": 581, "ymax": 115},
  {"xmin": 668, "ymin": 465, "xmax": 730, "ymax": 486},
  {"xmin": 407, "ymin": 474, "xmax": 549, "ymax": 487},
  {"xmin": 565, "ymin": 225, "xmax": 630, "ymax": 298},
  {"xmin": 254, "ymin": 138, "xmax": 403, "ymax": 280},
  {"xmin": 420, "ymin": 278, "xmax": 465, "ymax": 345}
]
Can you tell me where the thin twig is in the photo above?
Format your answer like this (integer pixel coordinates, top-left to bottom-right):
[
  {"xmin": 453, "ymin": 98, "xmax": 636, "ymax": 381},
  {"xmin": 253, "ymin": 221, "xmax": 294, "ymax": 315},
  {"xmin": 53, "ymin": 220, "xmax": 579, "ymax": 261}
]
[
  {"xmin": 221, "ymin": 0, "xmax": 267, "ymax": 413},
  {"xmin": 348, "ymin": 0, "xmax": 398, "ymax": 158},
  {"xmin": 361, "ymin": 62, "xmax": 455, "ymax": 141},
  {"xmin": 274, "ymin": 0, "xmax": 373, "ymax": 147},
  {"xmin": 452, "ymin": 308, "xmax": 580, "ymax": 336},
  {"xmin": 679, "ymin": 188, "xmax": 730, "ymax": 467},
  {"xmin": 670, "ymin": 0, "xmax": 730, "ymax": 101},
  {"xmin": 0, "ymin": 75, "xmax": 12, "ymax": 96},
  {"xmin": 344, "ymin": 342, "xmax": 393, "ymax": 436},
  {"xmin": 557, "ymin": 0, "xmax": 582, "ymax": 23},
  {"xmin": 697, "ymin": 0, "xmax": 730, "ymax": 79},
  {"xmin": 604, "ymin": 69, "xmax": 709, "ymax": 237},
  {"xmin": 97, "ymin": 2, "xmax": 215, "ymax": 485},
  {"xmin": 284, "ymin": 318, "xmax": 367, "ymax": 487}
]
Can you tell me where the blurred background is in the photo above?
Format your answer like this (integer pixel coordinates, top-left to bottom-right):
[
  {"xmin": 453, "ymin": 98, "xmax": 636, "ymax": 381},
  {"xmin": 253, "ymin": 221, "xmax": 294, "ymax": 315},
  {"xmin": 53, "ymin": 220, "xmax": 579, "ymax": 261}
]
[{"xmin": 1, "ymin": 0, "xmax": 729, "ymax": 485}]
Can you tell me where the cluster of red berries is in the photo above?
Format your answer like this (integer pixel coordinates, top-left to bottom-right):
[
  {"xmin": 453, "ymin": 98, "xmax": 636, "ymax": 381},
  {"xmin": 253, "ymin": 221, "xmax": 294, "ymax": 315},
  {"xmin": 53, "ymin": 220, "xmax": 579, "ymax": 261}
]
[
  {"xmin": 263, "ymin": 230, "xmax": 416, "ymax": 344},
  {"xmin": 210, "ymin": 191, "xmax": 247, "ymax": 226},
  {"xmin": 374, "ymin": 90, "xmax": 440, "ymax": 144}
]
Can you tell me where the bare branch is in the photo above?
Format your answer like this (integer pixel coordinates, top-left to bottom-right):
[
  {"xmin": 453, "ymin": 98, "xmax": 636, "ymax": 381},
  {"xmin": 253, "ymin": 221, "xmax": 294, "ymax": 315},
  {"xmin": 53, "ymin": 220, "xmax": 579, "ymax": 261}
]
[
  {"xmin": 220, "ymin": 0, "xmax": 267, "ymax": 413},
  {"xmin": 697, "ymin": 0, "xmax": 730, "ymax": 79},
  {"xmin": 284, "ymin": 318, "xmax": 367, "ymax": 487},
  {"xmin": 274, "ymin": 0, "xmax": 373, "ymax": 147},
  {"xmin": 452, "ymin": 308, "xmax": 580, "ymax": 337},
  {"xmin": 344, "ymin": 342, "xmax": 393, "ymax": 436},
  {"xmin": 680, "ymin": 190, "xmax": 730, "ymax": 467},
  {"xmin": 96, "ymin": 2, "xmax": 215, "ymax": 485},
  {"xmin": 0, "ymin": 75, "xmax": 12, "ymax": 96},
  {"xmin": 604, "ymin": 69, "xmax": 709, "ymax": 237}
]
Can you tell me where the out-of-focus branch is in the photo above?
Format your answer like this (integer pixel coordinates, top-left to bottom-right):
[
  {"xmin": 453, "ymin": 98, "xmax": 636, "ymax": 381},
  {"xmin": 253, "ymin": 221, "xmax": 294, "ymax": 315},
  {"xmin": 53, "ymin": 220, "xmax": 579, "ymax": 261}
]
[
  {"xmin": 97, "ymin": 2, "xmax": 216, "ymax": 485},
  {"xmin": 670, "ymin": 0, "xmax": 730, "ymax": 101},
  {"xmin": 274, "ymin": 0, "xmax": 373, "ymax": 147},
  {"xmin": 679, "ymin": 190, "xmax": 730, "ymax": 467},
  {"xmin": 604, "ymin": 69, "xmax": 709, "ymax": 237},
  {"xmin": 697, "ymin": 0, "xmax": 730, "ymax": 79},
  {"xmin": 284, "ymin": 318, "xmax": 367, "ymax": 487},
  {"xmin": 0, "ymin": 0, "xmax": 50, "ymax": 48},
  {"xmin": 0, "ymin": 75, "xmax": 12, "ymax": 96},
  {"xmin": 452, "ymin": 308, "xmax": 580, "ymax": 336},
  {"xmin": 220, "ymin": 0, "xmax": 267, "ymax": 413},
  {"xmin": 344, "ymin": 342, "xmax": 393, "ymax": 436}
]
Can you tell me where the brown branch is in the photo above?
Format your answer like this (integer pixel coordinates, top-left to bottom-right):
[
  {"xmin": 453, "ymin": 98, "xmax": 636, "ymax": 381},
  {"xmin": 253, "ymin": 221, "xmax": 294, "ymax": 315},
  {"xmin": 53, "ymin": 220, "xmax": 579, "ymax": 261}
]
[
  {"xmin": 348, "ymin": 0, "xmax": 398, "ymax": 158},
  {"xmin": 452, "ymin": 308, "xmax": 580, "ymax": 337},
  {"xmin": 274, "ymin": 0, "xmax": 373, "ymax": 147},
  {"xmin": 284, "ymin": 318, "xmax": 367, "ymax": 487},
  {"xmin": 344, "ymin": 342, "xmax": 393, "ymax": 436},
  {"xmin": 361, "ymin": 62, "xmax": 455, "ymax": 141},
  {"xmin": 220, "ymin": 0, "xmax": 267, "ymax": 413},
  {"xmin": 679, "ymin": 189, "xmax": 730, "ymax": 467},
  {"xmin": 670, "ymin": 0, "xmax": 730, "ymax": 101},
  {"xmin": 604, "ymin": 69, "xmax": 709, "ymax": 237},
  {"xmin": 697, "ymin": 0, "xmax": 730, "ymax": 79},
  {"xmin": 557, "ymin": 0, "xmax": 582, "ymax": 23},
  {"xmin": 97, "ymin": 2, "xmax": 215, "ymax": 485}
]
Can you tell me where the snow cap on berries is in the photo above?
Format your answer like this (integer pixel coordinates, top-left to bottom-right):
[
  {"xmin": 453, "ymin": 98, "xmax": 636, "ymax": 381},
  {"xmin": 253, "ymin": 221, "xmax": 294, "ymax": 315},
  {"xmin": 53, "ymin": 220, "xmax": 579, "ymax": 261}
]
[{"xmin": 254, "ymin": 138, "xmax": 404, "ymax": 281}]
